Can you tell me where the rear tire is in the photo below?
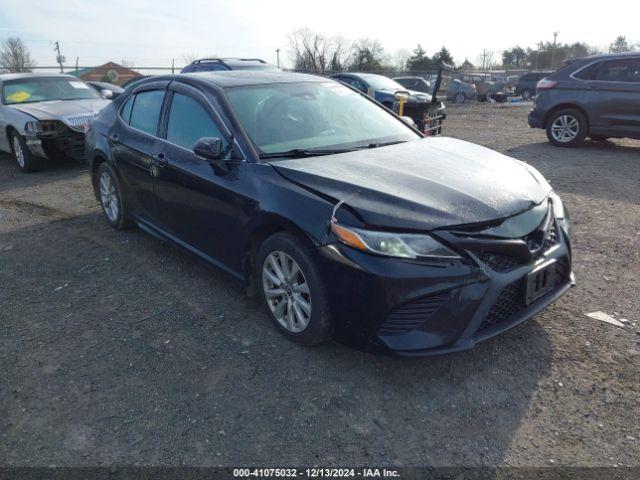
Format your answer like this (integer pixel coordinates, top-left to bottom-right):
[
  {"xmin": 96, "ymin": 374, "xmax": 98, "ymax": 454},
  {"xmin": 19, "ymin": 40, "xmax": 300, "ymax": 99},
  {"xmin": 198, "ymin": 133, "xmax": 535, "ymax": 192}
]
[
  {"xmin": 97, "ymin": 163, "xmax": 133, "ymax": 230},
  {"xmin": 10, "ymin": 131, "xmax": 42, "ymax": 173},
  {"xmin": 545, "ymin": 109, "xmax": 588, "ymax": 147},
  {"xmin": 257, "ymin": 232, "xmax": 332, "ymax": 346},
  {"xmin": 521, "ymin": 89, "xmax": 533, "ymax": 101},
  {"xmin": 454, "ymin": 92, "xmax": 466, "ymax": 104}
]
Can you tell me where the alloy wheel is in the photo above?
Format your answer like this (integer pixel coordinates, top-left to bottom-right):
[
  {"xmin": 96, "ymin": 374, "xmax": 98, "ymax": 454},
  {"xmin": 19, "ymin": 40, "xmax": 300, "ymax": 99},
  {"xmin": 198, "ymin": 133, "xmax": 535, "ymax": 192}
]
[
  {"xmin": 551, "ymin": 115, "xmax": 580, "ymax": 143},
  {"xmin": 455, "ymin": 92, "xmax": 465, "ymax": 104},
  {"xmin": 262, "ymin": 251, "xmax": 312, "ymax": 333},
  {"xmin": 13, "ymin": 136, "xmax": 25, "ymax": 168},
  {"xmin": 99, "ymin": 171, "xmax": 119, "ymax": 222}
]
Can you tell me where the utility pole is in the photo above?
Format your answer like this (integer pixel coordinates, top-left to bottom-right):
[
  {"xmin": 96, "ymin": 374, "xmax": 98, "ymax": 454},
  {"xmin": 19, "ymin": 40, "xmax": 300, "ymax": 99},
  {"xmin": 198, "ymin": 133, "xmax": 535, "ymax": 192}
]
[
  {"xmin": 171, "ymin": 58, "xmax": 175, "ymax": 74},
  {"xmin": 551, "ymin": 31, "xmax": 559, "ymax": 69},
  {"xmin": 75, "ymin": 56, "xmax": 79, "ymax": 73},
  {"xmin": 276, "ymin": 48, "xmax": 281, "ymax": 69},
  {"xmin": 53, "ymin": 41, "xmax": 65, "ymax": 73}
]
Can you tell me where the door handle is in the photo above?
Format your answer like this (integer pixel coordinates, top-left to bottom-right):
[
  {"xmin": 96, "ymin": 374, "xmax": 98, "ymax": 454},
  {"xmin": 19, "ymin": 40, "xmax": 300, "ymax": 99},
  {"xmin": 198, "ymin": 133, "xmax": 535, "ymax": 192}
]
[
  {"xmin": 152, "ymin": 152, "xmax": 168, "ymax": 167},
  {"xmin": 109, "ymin": 133, "xmax": 119, "ymax": 143}
]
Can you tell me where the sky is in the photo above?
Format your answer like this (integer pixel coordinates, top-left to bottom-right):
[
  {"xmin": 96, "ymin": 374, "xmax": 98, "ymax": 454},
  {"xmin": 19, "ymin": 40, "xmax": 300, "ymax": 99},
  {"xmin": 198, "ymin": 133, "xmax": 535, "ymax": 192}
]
[{"xmin": 0, "ymin": 0, "xmax": 638, "ymax": 71}]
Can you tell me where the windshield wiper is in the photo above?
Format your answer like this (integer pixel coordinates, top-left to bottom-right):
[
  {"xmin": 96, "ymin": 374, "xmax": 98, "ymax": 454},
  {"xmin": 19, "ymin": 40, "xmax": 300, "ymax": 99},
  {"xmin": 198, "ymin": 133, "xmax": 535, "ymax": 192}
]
[
  {"xmin": 259, "ymin": 140, "xmax": 409, "ymax": 159},
  {"xmin": 259, "ymin": 148, "xmax": 355, "ymax": 159},
  {"xmin": 363, "ymin": 140, "xmax": 408, "ymax": 149}
]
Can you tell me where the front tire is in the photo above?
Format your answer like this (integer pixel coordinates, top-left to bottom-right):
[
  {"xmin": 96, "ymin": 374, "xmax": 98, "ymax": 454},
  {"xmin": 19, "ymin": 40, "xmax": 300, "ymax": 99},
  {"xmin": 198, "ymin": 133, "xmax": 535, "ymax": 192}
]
[
  {"xmin": 454, "ymin": 92, "xmax": 466, "ymax": 104},
  {"xmin": 257, "ymin": 232, "xmax": 332, "ymax": 346},
  {"xmin": 546, "ymin": 109, "xmax": 588, "ymax": 147},
  {"xmin": 521, "ymin": 89, "xmax": 533, "ymax": 101},
  {"xmin": 97, "ymin": 163, "xmax": 132, "ymax": 230},
  {"xmin": 10, "ymin": 131, "xmax": 42, "ymax": 173}
]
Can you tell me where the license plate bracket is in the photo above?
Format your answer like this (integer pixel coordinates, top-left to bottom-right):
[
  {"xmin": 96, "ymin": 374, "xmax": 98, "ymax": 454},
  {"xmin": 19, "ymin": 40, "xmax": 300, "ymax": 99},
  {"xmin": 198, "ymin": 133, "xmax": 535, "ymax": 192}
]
[{"xmin": 525, "ymin": 260, "xmax": 556, "ymax": 305}]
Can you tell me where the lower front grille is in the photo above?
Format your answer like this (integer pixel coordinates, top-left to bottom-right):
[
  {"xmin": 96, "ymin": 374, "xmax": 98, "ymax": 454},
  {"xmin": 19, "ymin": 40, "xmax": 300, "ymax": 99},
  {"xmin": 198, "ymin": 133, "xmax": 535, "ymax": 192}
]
[
  {"xmin": 479, "ymin": 282, "xmax": 525, "ymax": 331},
  {"xmin": 379, "ymin": 291, "xmax": 449, "ymax": 336},
  {"xmin": 478, "ymin": 255, "xmax": 570, "ymax": 333}
]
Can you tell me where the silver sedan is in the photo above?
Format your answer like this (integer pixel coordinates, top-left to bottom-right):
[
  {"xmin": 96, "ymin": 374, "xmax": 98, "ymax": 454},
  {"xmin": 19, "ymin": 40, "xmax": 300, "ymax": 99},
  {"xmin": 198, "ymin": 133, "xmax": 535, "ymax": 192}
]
[{"xmin": 0, "ymin": 73, "xmax": 109, "ymax": 172}]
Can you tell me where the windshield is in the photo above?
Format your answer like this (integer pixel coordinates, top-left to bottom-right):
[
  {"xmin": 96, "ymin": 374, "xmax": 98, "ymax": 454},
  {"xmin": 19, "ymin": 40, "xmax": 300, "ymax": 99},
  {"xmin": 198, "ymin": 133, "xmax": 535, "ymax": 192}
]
[
  {"xmin": 2, "ymin": 77, "xmax": 100, "ymax": 104},
  {"xmin": 225, "ymin": 81, "xmax": 419, "ymax": 155},
  {"xmin": 360, "ymin": 75, "xmax": 406, "ymax": 90}
]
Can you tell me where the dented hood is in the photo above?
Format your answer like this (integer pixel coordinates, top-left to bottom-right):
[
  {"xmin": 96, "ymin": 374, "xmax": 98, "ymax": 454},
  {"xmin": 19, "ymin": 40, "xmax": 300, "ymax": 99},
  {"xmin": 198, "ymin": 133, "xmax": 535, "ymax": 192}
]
[
  {"xmin": 270, "ymin": 137, "xmax": 552, "ymax": 231},
  {"xmin": 8, "ymin": 98, "xmax": 110, "ymax": 120}
]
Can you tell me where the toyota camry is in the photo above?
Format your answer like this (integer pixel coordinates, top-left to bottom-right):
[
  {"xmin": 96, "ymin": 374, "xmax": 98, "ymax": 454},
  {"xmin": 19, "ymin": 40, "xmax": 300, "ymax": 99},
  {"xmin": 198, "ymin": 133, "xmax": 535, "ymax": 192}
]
[{"xmin": 85, "ymin": 71, "xmax": 574, "ymax": 356}]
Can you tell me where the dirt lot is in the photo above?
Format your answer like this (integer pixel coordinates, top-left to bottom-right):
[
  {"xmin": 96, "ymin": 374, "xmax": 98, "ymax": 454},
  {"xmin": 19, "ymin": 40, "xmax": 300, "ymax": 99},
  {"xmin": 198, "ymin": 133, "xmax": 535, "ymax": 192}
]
[{"xmin": 1, "ymin": 102, "xmax": 639, "ymax": 468}]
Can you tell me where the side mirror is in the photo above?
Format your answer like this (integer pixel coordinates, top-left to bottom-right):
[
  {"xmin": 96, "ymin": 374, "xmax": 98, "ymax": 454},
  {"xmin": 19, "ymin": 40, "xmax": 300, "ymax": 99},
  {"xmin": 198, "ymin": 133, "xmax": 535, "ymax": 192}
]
[
  {"xmin": 400, "ymin": 116, "xmax": 416, "ymax": 128},
  {"xmin": 100, "ymin": 89, "xmax": 113, "ymax": 99},
  {"xmin": 193, "ymin": 137, "xmax": 223, "ymax": 161}
]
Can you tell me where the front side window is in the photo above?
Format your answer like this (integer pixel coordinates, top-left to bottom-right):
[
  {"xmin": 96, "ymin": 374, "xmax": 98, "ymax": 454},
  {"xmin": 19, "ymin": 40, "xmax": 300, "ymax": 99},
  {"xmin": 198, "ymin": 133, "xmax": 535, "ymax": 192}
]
[
  {"xmin": 225, "ymin": 81, "xmax": 419, "ymax": 154},
  {"xmin": 2, "ymin": 77, "xmax": 100, "ymax": 104},
  {"xmin": 129, "ymin": 90, "xmax": 164, "ymax": 135},
  {"xmin": 166, "ymin": 92, "xmax": 226, "ymax": 150}
]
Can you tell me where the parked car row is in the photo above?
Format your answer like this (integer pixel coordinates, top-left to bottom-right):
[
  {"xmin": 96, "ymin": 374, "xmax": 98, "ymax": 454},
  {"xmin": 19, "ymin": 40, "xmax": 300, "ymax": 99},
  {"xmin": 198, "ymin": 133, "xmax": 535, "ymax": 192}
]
[{"xmin": 0, "ymin": 62, "xmax": 577, "ymax": 356}]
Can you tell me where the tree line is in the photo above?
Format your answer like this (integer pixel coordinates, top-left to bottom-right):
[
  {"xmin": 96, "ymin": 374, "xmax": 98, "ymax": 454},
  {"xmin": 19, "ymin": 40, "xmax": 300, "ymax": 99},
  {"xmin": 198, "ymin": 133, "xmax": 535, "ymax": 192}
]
[
  {"xmin": 289, "ymin": 29, "xmax": 638, "ymax": 74},
  {"xmin": 0, "ymin": 34, "xmax": 637, "ymax": 74}
]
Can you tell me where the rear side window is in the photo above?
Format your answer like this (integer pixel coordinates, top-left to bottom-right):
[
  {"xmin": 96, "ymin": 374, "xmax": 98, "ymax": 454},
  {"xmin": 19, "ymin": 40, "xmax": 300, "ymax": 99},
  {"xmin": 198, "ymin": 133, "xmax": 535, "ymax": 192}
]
[
  {"xmin": 595, "ymin": 58, "xmax": 640, "ymax": 82},
  {"xmin": 166, "ymin": 93, "xmax": 226, "ymax": 151},
  {"xmin": 129, "ymin": 90, "xmax": 164, "ymax": 135},
  {"xmin": 577, "ymin": 59, "xmax": 640, "ymax": 82}
]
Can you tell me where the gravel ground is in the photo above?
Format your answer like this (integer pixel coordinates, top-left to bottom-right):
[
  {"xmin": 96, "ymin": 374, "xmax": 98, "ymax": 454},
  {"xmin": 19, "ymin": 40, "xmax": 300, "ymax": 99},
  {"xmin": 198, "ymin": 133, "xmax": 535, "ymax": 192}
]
[{"xmin": 1, "ymin": 102, "xmax": 639, "ymax": 468}]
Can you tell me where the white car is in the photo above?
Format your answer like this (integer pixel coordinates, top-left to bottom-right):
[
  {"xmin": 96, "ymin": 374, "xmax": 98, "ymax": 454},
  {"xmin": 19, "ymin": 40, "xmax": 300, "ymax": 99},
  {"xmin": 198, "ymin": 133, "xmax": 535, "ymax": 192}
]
[{"xmin": 0, "ymin": 73, "xmax": 109, "ymax": 172}]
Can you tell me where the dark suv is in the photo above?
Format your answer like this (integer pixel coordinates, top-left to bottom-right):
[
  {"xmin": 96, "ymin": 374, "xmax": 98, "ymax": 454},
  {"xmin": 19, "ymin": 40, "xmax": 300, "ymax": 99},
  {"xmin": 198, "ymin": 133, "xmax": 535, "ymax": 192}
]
[
  {"xmin": 181, "ymin": 58, "xmax": 279, "ymax": 73},
  {"xmin": 515, "ymin": 71, "xmax": 552, "ymax": 100},
  {"xmin": 528, "ymin": 52, "xmax": 640, "ymax": 147}
]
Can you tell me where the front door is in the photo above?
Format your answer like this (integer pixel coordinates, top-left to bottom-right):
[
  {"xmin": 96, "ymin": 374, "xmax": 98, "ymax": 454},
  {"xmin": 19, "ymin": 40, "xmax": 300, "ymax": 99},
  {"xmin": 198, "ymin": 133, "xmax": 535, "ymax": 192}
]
[{"xmin": 151, "ymin": 84, "xmax": 246, "ymax": 269}]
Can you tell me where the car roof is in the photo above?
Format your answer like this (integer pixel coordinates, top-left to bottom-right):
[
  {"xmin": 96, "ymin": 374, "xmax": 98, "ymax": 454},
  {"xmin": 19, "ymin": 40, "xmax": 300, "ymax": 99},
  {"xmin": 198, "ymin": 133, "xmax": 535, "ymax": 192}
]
[
  {"xmin": 177, "ymin": 71, "xmax": 326, "ymax": 87},
  {"xmin": 584, "ymin": 51, "xmax": 640, "ymax": 60},
  {"xmin": 0, "ymin": 72, "xmax": 78, "ymax": 81},
  {"xmin": 393, "ymin": 76, "xmax": 424, "ymax": 80},
  {"xmin": 132, "ymin": 71, "xmax": 327, "ymax": 89}
]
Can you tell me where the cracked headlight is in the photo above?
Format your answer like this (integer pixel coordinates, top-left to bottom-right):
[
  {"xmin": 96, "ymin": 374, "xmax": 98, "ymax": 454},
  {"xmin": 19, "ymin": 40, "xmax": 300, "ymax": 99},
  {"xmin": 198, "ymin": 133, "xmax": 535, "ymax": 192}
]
[
  {"xmin": 550, "ymin": 191, "xmax": 570, "ymax": 236},
  {"xmin": 24, "ymin": 120, "xmax": 63, "ymax": 138},
  {"xmin": 330, "ymin": 223, "xmax": 460, "ymax": 260}
]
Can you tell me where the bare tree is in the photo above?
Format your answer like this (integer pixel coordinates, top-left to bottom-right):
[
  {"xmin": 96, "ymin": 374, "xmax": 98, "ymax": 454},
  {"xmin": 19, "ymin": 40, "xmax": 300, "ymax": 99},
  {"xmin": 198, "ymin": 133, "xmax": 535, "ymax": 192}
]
[
  {"xmin": 477, "ymin": 50, "xmax": 494, "ymax": 71},
  {"xmin": 120, "ymin": 58, "xmax": 135, "ymax": 68},
  {"xmin": 182, "ymin": 53, "xmax": 199, "ymax": 65},
  {"xmin": 391, "ymin": 48, "xmax": 410, "ymax": 72},
  {"xmin": 288, "ymin": 28, "xmax": 348, "ymax": 73},
  {"xmin": 0, "ymin": 37, "xmax": 36, "ymax": 73},
  {"xmin": 348, "ymin": 38, "xmax": 386, "ymax": 71}
]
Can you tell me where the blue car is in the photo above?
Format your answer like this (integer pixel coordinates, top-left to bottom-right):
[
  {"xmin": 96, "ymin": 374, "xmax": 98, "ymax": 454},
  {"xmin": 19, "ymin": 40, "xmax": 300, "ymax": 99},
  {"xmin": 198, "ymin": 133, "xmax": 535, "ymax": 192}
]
[
  {"xmin": 330, "ymin": 72, "xmax": 446, "ymax": 132},
  {"xmin": 181, "ymin": 58, "xmax": 280, "ymax": 73}
]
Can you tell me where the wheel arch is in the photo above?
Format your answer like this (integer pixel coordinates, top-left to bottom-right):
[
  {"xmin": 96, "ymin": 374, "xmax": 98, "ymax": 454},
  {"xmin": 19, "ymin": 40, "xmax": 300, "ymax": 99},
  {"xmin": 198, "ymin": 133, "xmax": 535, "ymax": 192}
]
[
  {"xmin": 90, "ymin": 151, "xmax": 109, "ymax": 200},
  {"xmin": 242, "ymin": 215, "xmax": 321, "ymax": 296}
]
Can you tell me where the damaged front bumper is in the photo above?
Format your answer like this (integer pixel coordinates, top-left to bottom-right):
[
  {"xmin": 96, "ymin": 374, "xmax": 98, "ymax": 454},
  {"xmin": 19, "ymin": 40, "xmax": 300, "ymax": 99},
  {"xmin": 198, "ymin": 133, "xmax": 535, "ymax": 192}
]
[
  {"xmin": 24, "ymin": 120, "xmax": 87, "ymax": 161},
  {"xmin": 316, "ymin": 219, "xmax": 574, "ymax": 356}
]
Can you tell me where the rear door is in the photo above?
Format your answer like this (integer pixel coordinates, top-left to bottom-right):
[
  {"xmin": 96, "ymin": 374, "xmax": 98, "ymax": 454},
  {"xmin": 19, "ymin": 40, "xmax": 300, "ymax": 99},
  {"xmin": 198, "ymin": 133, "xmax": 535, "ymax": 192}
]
[
  {"xmin": 110, "ymin": 83, "xmax": 167, "ymax": 223},
  {"xmin": 580, "ymin": 57, "xmax": 640, "ymax": 135},
  {"xmin": 151, "ymin": 83, "xmax": 246, "ymax": 267}
]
